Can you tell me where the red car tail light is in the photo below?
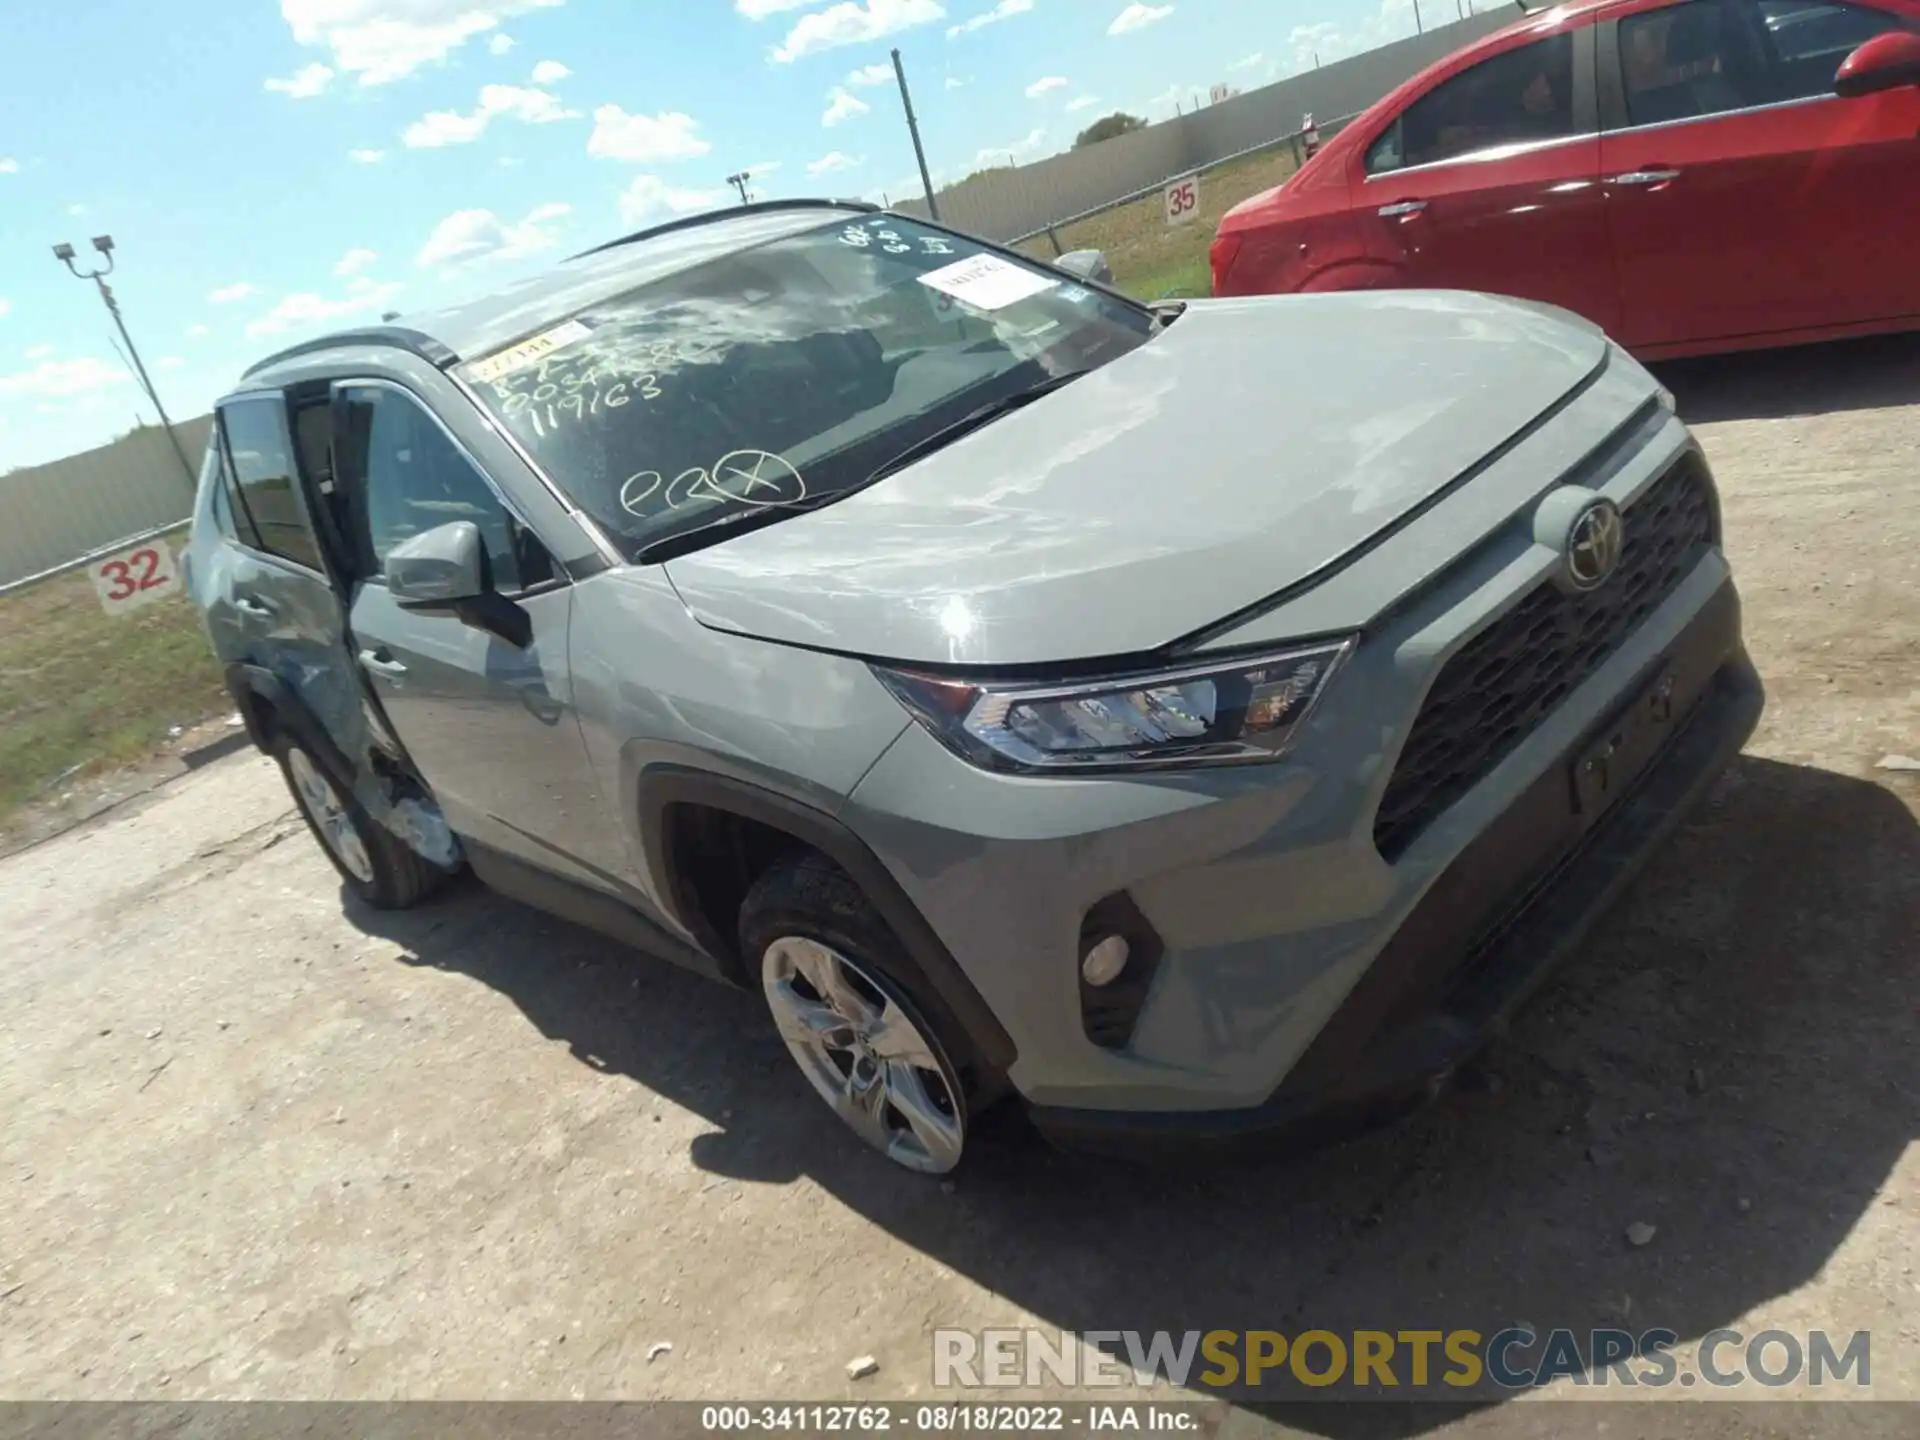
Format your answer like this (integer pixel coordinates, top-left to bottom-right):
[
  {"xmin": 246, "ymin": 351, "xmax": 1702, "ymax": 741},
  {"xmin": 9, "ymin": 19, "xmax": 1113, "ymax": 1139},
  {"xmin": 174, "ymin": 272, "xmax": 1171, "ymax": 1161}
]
[{"xmin": 1209, "ymin": 233, "xmax": 1244, "ymax": 295}]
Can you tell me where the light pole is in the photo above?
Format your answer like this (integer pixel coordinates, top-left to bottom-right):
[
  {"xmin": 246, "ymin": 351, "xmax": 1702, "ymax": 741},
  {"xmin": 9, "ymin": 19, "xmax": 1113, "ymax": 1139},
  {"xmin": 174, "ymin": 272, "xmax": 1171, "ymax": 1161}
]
[
  {"xmin": 53, "ymin": 235, "xmax": 196, "ymax": 492},
  {"xmin": 891, "ymin": 48, "xmax": 940, "ymax": 221},
  {"xmin": 726, "ymin": 171, "xmax": 752, "ymax": 204}
]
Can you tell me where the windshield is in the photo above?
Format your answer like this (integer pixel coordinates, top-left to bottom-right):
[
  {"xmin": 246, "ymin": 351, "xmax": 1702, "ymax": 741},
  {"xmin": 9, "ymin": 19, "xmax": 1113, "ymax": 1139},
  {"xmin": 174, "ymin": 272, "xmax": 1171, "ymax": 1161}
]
[{"xmin": 455, "ymin": 213, "xmax": 1153, "ymax": 559}]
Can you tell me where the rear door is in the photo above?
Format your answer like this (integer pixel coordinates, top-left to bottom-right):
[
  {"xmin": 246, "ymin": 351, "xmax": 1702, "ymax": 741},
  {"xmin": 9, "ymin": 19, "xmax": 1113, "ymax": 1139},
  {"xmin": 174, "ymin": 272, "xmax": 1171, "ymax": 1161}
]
[
  {"xmin": 333, "ymin": 378, "xmax": 628, "ymax": 890},
  {"xmin": 1599, "ymin": 0, "xmax": 1920, "ymax": 349},
  {"xmin": 1358, "ymin": 27, "xmax": 1620, "ymax": 332},
  {"xmin": 215, "ymin": 393, "xmax": 367, "ymax": 748}
]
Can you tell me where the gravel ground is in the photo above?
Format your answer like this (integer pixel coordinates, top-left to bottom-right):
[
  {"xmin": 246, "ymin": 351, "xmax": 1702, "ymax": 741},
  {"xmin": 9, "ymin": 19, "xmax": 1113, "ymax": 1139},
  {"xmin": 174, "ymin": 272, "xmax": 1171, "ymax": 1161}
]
[{"xmin": 1, "ymin": 336, "xmax": 1915, "ymax": 1436}]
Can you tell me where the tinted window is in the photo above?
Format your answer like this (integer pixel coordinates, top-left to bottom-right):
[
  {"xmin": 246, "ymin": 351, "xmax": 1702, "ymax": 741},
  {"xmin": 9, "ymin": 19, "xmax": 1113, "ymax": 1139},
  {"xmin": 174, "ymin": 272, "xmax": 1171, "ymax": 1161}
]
[
  {"xmin": 199, "ymin": 438, "xmax": 258, "ymax": 546},
  {"xmin": 220, "ymin": 397, "xmax": 325, "ymax": 571},
  {"xmin": 1376, "ymin": 34, "xmax": 1577, "ymax": 173},
  {"xmin": 456, "ymin": 214, "xmax": 1153, "ymax": 560},
  {"xmin": 345, "ymin": 385, "xmax": 552, "ymax": 593},
  {"xmin": 1757, "ymin": 0, "xmax": 1913, "ymax": 97}
]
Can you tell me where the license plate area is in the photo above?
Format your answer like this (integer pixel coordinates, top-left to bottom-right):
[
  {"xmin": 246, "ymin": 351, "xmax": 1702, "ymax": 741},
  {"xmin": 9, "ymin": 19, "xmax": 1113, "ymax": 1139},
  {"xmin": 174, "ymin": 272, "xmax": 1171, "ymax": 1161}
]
[{"xmin": 1571, "ymin": 664, "xmax": 1679, "ymax": 820}]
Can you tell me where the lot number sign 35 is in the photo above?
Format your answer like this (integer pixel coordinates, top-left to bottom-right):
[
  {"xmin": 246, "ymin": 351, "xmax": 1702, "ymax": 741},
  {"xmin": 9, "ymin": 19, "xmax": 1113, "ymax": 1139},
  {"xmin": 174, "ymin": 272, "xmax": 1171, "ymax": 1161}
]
[
  {"xmin": 88, "ymin": 537, "xmax": 181, "ymax": 615},
  {"xmin": 1163, "ymin": 173, "xmax": 1201, "ymax": 226}
]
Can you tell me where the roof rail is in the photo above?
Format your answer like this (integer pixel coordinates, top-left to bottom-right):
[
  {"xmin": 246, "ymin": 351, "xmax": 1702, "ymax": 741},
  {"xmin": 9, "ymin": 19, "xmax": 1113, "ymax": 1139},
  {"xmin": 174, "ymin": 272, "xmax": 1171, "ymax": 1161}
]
[
  {"xmin": 567, "ymin": 197, "xmax": 882, "ymax": 261},
  {"xmin": 241, "ymin": 325, "xmax": 459, "ymax": 379}
]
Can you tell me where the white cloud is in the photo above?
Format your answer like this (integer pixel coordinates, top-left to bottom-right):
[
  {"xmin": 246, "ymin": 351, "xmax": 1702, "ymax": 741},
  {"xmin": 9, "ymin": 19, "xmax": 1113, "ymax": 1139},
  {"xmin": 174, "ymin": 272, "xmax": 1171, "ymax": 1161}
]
[
  {"xmin": 186, "ymin": 325, "xmax": 211, "ymax": 339},
  {"xmin": 1065, "ymin": 93, "xmax": 1098, "ymax": 111},
  {"xmin": 403, "ymin": 83, "xmax": 578, "ymax": 147},
  {"xmin": 946, "ymin": 0, "xmax": 1030, "ymax": 38},
  {"xmin": 246, "ymin": 280, "xmax": 406, "ymax": 338},
  {"xmin": 617, "ymin": 176, "xmax": 727, "ymax": 225},
  {"xmin": 0, "ymin": 158, "xmax": 18, "ymax": 175},
  {"xmin": 528, "ymin": 58, "xmax": 569, "ymax": 84},
  {"xmin": 587, "ymin": 105, "xmax": 709, "ymax": 162},
  {"xmin": 772, "ymin": 0, "xmax": 945, "ymax": 63},
  {"xmin": 1025, "ymin": 75, "xmax": 1066, "ymax": 97},
  {"xmin": 845, "ymin": 62, "xmax": 895, "ymax": 87},
  {"xmin": 208, "ymin": 282, "xmax": 257, "ymax": 304},
  {"xmin": 740, "ymin": 159, "xmax": 782, "ymax": 176},
  {"xmin": 265, "ymin": 61, "xmax": 335, "ymax": 97},
  {"xmin": 333, "ymin": 246, "xmax": 380, "ymax": 276},
  {"xmin": 736, "ymin": 0, "xmax": 811, "ymax": 15},
  {"xmin": 415, "ymin": 201, "xmax": 570, "ymax": 267},
  {"xmin": 279, "ymin": 0, "xmax": 566, "ymax": 87},
  {"xmin": 1231, "ymin": 51, "xmax": 1264, "ymax": 70},
  {"xmin": 488, "ymin": 31, "xmax": 516, "ymax": 53},
  {"xmin": 26, "ymin": 343, "xmax": 53, "ymax": 359},
  {"xmin": 970, "ymin": 125, "xmax": 1046, "ymax": 169},
  {"xmin": 806, "ymin": 150, "xmax": 863, "ymax": 175},
  {"xmin": 1108, "ymin": 2, "xmax": 1172, "ymax": 35},
  {"xmin": 158, "ymin": 356, "xmax": 186, "ymax": 370},
  {"xmin": 0, "ymin": 357, "xmax": 128, "ymax": 399},
  {"xmin": 348, "ymin": 147, "xmax": 386, "ymax": 163},
  {"xmin": 822, "ymin": 87, "xmax": 869, "ymax": 127},
  {"xmin": 945, "ymin": 76, "xmax": 963, "ymax": 88},
  {"xmin": 67, "ymin": 204, "xmax": 87, "ymax": 217}
]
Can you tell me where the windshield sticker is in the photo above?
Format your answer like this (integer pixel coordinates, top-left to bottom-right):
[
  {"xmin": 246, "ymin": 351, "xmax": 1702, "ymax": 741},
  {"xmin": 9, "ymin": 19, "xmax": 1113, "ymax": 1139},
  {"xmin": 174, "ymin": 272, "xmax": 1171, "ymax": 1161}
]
[
  {"xmin": 619, "ymin": 450, "xmax": 809, "ymax": 519},
  {"xmin": 1058, "ymin": 285, "xmax": 1091, "ymax": 305},
  {"xmin": 917, "ymin": 254, "xmax": 1057, "ymax": 312},
  {"xmin": 462, "ymin": 319, "xmax": 594, "ymax": 386}
]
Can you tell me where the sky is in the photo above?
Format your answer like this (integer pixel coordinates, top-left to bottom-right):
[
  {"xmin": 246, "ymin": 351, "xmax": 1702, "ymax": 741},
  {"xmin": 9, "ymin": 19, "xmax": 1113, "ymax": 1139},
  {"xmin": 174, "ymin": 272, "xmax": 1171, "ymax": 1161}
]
[{"xmin": 0, "ymin": 0, "xmax": 1446, "ymax": 471}]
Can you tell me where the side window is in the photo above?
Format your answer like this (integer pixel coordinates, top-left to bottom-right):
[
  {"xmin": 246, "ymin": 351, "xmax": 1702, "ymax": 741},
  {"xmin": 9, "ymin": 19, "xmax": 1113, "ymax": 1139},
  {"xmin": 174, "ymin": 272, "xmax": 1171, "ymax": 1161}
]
[
  {"xmin": 200, "ymin": 438, "xmax": 257, "ymax": 546},
  {"xmin": 220, "ymin": 397, "xmax": 326, "ymax": 571},
  {"xmin": 1756, "ymin": 0, "xmax": 1914, "ymax": 99},
  {"xmin": 1392, "ymin": 34, "xmax": 1578, "ymax": 171},
  {"xmin": 1619, "ymin": 0, "xmax": 1774, "ymax": 123},
  {"xmin": 1365, "ymin": 121, "xmax": 1406, "ymax": 175},
  {"xmin": 348, "ymin": 385, "xmax": 553, "ymax": 594}
]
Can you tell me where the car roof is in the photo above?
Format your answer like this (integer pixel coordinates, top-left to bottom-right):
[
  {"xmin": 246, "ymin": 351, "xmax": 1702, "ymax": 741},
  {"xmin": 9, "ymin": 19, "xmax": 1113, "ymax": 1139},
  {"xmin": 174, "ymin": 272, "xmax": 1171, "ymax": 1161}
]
[{"xmin": 239, "ymin": 198, "xmax": 879, "ymax": 382}]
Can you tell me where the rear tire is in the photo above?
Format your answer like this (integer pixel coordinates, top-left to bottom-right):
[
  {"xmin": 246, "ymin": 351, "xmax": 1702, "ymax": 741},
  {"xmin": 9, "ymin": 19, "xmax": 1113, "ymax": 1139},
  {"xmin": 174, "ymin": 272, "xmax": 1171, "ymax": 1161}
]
[
  {"xmin": 741, "ymin": 853, "xmax": 977, "ymax": 1174},
  {"xmin": 272, "ymin": 731, "xmax": 447, "ymax": 910}
]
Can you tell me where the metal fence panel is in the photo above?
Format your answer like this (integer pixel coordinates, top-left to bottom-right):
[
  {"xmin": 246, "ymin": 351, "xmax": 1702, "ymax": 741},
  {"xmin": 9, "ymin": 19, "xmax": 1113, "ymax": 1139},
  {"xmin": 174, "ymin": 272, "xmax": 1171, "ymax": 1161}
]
[
  {"xmin": 897, "ymin": 10, "xmax": 1514, "ymax": 242},
  {"xmin": 0, "ymin": 415, "xmax": 209, "ymax": 590}
]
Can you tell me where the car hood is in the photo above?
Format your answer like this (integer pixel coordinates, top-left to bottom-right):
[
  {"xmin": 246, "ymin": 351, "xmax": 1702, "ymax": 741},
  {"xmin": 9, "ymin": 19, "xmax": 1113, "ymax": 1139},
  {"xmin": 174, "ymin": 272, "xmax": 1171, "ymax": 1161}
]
[{"xmin": 661, "ymin": 290, "xmax": 1608, "ymax": 668}]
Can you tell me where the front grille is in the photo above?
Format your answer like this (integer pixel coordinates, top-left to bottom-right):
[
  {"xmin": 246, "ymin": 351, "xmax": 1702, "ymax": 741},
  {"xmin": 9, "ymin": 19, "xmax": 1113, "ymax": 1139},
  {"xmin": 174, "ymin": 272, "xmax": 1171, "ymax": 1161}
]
[{"xmin": 1372, "ymin": 458, "xmax": 1715, "ymax": 860}]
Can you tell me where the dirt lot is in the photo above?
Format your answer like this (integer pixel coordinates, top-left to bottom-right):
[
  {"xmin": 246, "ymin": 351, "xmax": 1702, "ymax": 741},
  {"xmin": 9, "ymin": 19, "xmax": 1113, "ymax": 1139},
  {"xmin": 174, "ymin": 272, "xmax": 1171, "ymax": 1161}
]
[{"xmin": 1, "ymin": 337, "xmax": 1916, "ymax": 1433}]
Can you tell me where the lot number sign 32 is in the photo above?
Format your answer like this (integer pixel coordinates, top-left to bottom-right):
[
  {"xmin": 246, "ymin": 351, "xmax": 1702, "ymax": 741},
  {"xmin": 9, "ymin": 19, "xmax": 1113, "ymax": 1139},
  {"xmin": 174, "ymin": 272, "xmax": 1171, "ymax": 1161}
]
[
  {"xmin": 1163, "ymin": 173, "xmax": 1201, "ymax": 226},
  {"xmin": 88, "ymin": 537, "xmax": 181, "ymax": 615}
]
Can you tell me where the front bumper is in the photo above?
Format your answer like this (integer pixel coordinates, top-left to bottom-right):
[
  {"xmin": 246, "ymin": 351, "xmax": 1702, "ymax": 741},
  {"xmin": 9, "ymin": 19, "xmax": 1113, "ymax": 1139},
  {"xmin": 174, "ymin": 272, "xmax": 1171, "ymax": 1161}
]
[{"xmin": 1027, "ymin": 601, "xmax": 1761, "ymax": 1156}]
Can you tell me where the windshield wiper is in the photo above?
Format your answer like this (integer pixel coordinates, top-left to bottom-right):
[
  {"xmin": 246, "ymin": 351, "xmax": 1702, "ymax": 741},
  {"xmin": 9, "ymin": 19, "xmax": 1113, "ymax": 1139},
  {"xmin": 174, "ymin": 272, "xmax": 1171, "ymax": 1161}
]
[
  {"xmin": 861, "ymin": 368, "xmax": 1091, "ymax": 488},
  {"xmin": 633, "ymin": 369, "xmax": 1092, "ymax": 565}
]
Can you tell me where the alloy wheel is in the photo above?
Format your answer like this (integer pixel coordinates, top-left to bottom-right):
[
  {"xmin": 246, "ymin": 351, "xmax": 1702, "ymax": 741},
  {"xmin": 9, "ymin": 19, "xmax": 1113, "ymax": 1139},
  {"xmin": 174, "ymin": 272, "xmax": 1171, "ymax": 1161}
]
[
  {"xmin": 762, "ymin": 936, "xmax": 965, "ymax": 1174},
  {"xmin": 287, "ymin": 747, "xmax": 375, "ymax": 884}
]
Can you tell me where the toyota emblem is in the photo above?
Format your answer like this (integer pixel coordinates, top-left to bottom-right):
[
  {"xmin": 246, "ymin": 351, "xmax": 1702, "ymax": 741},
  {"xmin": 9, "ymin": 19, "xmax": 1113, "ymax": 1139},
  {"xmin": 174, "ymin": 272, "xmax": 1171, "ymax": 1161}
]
[{"xmin": 1566, "ymin": 499, "xmax": 1625, "ymax": 591}]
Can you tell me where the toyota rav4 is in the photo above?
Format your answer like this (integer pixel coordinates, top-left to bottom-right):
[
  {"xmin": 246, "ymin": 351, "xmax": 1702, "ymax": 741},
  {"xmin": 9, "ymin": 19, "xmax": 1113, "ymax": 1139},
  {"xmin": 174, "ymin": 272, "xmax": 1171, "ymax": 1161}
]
[{"xmin": 185, "ymin": 200, "xmax": 1762, "ymax": 1173}]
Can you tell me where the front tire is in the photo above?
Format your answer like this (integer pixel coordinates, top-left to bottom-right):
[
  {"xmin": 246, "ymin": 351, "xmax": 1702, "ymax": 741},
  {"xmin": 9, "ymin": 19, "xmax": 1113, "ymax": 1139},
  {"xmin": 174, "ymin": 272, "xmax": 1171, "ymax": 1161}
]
[
  {"xmin": 273, "ymin": 732, "xmax": 447, "ymax": 910},
  {"xmin": 741, "ymin": 855, "xmax": 970, "ymax": 1175}
]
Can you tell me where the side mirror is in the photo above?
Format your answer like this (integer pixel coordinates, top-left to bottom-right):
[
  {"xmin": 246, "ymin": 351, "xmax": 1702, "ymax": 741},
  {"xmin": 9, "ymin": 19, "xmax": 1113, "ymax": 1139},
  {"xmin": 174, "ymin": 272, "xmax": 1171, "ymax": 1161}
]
[
  {"xmin": 386, "ymin": 521, "xmax": 532, "ymax": 648},
  {"xmin": 1054, "ymin": 249, "xmax": 1113, "ymax": 285},
  {"xmin": 388, "ymin": 521, "xmax": 487, "ymax": 606},
  {"xmin": 1835, "ymin": 29, "xmax": 1920, "ymax": 98}
]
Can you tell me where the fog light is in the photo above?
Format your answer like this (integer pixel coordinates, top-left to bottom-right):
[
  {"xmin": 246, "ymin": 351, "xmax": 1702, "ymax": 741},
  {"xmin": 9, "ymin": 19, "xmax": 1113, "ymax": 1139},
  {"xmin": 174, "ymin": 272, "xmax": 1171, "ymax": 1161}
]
[{"xmin": 1081, "ymin": 934, "xmax": 1131, "ymax": 987}]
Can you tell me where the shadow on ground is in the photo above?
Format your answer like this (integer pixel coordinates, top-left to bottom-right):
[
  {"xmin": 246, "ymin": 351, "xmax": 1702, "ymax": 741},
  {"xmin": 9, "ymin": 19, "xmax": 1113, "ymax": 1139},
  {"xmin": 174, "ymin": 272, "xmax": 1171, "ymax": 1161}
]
[
  {"xmin": 346, "ymin": 751, "xmax": 1919, "ymax": 1436},
  {"xmin": 1656, "ymin": 331, "xmax": 1920, "ymax": 424}
]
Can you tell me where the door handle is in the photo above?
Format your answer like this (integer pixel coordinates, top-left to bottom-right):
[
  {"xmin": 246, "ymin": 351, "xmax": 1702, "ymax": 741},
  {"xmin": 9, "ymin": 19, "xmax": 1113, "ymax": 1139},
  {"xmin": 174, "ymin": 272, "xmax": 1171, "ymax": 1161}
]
[
  {"xmin": 1377, "ymin": 199, "xmax": 1428, "ymax": 217},
  {"xmin": 234, "ymin": 595, "xmax": 275, "ymax": 616},
  {"xmin": 358, "ymin": 648, "xmax": 409, "ymax": 679},
  {"xmin": 1611, "ymin": 168, "xmax": 1681, "ymax": 186}
]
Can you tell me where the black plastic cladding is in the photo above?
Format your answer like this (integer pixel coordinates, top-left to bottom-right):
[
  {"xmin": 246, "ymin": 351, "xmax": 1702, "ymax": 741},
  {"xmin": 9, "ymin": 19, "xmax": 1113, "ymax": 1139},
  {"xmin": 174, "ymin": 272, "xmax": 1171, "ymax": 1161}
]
[{"xmin": 1373, "ymin": 457, "xmax": 1717, "ymax": 860}]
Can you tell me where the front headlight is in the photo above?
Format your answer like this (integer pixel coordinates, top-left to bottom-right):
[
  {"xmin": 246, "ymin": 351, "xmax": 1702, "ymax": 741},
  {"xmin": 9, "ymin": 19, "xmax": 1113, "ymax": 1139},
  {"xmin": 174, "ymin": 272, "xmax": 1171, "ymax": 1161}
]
[{"xmin": 872, "ymin": 639, "xmax": 1354, "ymax": 774}]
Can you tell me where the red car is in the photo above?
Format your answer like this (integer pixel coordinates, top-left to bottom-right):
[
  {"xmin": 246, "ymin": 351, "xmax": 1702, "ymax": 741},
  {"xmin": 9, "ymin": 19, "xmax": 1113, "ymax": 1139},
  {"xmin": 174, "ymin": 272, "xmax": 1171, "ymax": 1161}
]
[{"xmin": 1212, "ymin": 0, "xmax": 1920, "ymax": 358}]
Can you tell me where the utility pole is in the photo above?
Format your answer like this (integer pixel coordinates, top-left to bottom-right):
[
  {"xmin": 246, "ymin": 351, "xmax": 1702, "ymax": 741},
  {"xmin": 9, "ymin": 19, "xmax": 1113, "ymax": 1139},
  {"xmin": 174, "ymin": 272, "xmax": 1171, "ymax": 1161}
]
[
  {"xmin": 726, "ymin": 171, "xmax": 752, "ymax": 204},
  {"xmin": 1413, "ymin": 0, "xmax": 1424, "ymax": 31},
  {"xmin": 891, "ymin": 47, "xmax": 939, "ymax": 220},
  {"xmin": 52, "ymin": 235, "xmax": 196, "ymax": 493}
]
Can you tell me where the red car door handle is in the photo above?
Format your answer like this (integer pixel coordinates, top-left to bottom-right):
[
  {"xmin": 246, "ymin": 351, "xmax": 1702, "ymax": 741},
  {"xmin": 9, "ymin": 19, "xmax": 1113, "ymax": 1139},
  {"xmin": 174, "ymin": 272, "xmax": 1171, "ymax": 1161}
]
[
  {"xmin": 1611, "ymin": 168, "xmax": 1681, "ymax": 185},
  {"xmin": 1377, "ymin": 199, "xmax": 1428, "ymax": 217}
]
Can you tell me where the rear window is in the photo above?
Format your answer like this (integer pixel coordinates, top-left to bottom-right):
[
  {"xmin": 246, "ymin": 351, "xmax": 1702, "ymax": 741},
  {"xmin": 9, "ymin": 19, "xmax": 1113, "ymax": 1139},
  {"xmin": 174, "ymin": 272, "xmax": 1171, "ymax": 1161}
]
[{"xmin": 454, "ymin": 214, "xmax": 1153, "ymax": 560}]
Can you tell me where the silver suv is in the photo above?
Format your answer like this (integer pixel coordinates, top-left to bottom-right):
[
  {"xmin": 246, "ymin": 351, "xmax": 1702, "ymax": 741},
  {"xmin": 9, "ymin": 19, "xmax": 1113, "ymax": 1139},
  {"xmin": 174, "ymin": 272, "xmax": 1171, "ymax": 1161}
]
[{"xmin": 186, "ymin": 200, "xmax": 1762, "ymax": 1173}]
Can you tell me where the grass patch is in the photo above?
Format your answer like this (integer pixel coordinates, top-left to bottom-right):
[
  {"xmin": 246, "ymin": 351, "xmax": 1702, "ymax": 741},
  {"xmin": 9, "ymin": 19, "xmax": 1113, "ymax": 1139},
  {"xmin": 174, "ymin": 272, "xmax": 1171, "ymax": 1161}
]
[
  {"xmin": 1014, "ymin": 142, "xmax": 1303, "ymax": 303},
  {"xmin": 0, "ymin": 537, "xmax": 228, "ymax": 821}
]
